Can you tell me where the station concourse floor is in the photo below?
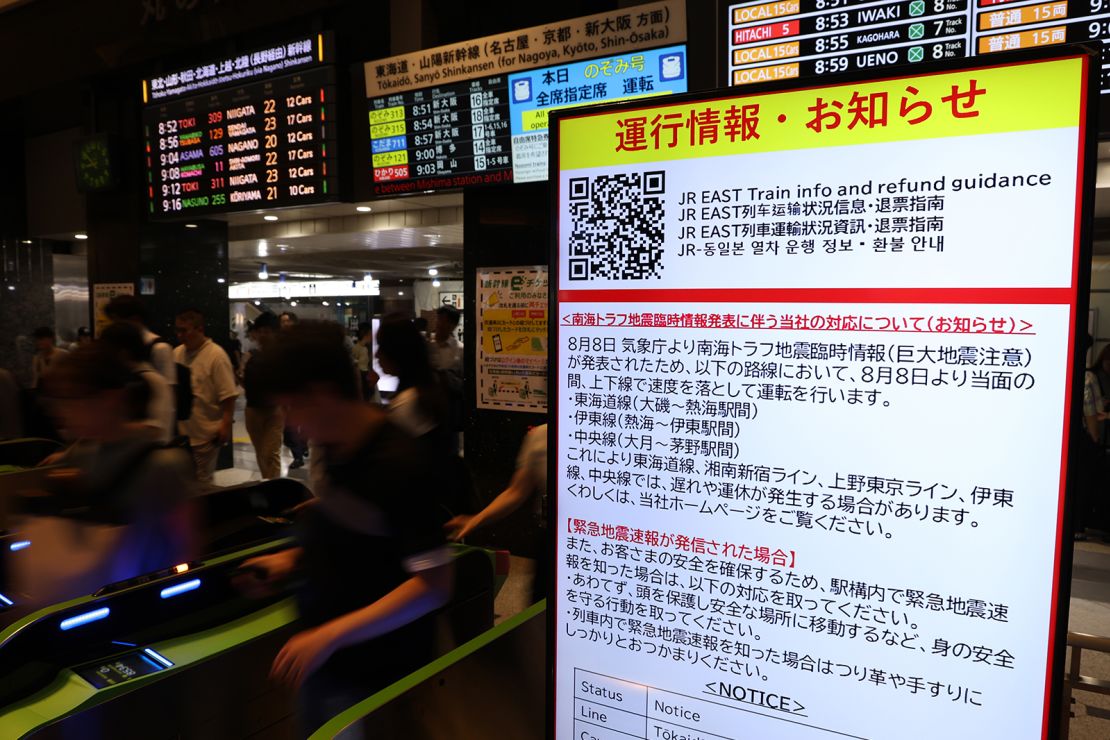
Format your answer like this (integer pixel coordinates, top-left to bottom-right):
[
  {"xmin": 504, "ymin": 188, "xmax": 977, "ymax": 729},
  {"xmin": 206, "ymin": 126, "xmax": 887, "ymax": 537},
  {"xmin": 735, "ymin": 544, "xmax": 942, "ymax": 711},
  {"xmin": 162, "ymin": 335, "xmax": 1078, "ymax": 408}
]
[
  {"xmin": 1066, "ymin": 541, "xmax": 1110, "ymax": 737},
  {"xmin": 215, "ymin": 402, "xmax": 1110, "ymax": 736}
]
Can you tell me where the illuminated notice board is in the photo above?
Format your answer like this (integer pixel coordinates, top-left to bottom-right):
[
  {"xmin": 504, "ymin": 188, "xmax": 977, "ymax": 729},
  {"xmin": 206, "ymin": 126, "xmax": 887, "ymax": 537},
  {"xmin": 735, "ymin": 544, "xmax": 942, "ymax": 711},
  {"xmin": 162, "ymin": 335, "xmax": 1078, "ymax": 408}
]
[
  {"xmin": 363, "ymin": 1, "xmax": 687, "ymax": 195},
  {"xmin": 143, "ymin": 36, "xmax": 338, "ymax": 217},
  {"xmin": 365, "ymin": 46, "xmax": 689, "ymax": 195},
  {"xmin": 725, "ymin": 0, "xmax": 1110, "ymax": 92},
  {"xmin": 551, "ymin": 50, "xmax": 1094, "ymax": 739}
]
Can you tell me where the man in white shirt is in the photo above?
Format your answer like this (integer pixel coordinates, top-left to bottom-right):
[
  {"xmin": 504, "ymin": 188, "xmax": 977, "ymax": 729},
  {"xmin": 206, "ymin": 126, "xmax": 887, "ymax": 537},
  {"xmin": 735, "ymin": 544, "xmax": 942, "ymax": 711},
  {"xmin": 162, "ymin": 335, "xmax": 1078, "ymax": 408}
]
[
  {"xmin": 174, "ymin": 309, "xmax": 238, "ymax": 485},
  {"xmin": 105, "ymin": 295, "xmax": 176, "ymax": 387},
  {"xmin": 428, "ymin": 306, "xmax": 463, "ymax": 374}
]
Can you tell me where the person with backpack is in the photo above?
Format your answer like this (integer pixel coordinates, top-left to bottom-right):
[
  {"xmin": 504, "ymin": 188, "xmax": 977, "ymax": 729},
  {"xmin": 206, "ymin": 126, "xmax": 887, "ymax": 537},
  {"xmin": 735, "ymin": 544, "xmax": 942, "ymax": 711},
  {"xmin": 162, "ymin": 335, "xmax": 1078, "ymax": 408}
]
[
  {"xmin": 174, "ymin": 309, "xmax": 238, "ymax": 485},
  {"xmin": 99, "ymin": 322, "xmax": 175, "ymax": 444},
  {"xmin": 104, "ymin": 294, "xmax": 176, "ymax": 387}
]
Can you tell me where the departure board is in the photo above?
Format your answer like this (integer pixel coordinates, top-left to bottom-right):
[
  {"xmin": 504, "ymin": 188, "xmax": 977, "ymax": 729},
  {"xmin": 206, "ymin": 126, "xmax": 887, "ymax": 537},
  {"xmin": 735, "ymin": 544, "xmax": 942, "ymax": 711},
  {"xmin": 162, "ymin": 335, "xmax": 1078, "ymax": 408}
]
[
  {"xmin": 143, "ymin": 66, "xmax": 337, "ymax": 217},
  {"xmin": 363, "ymin": 2, "xmax": 689, "ymax": 194},
  {"xmin": 366, "ymin": 47, "xmax": 689, "ymax": 194},
  {"xmin": 368, "ymin": 76, "xmax": 513, "ymax": 196},
  {"xmin": 725, "ymin": 0, "xmax": 1110, "ymax": 91}
]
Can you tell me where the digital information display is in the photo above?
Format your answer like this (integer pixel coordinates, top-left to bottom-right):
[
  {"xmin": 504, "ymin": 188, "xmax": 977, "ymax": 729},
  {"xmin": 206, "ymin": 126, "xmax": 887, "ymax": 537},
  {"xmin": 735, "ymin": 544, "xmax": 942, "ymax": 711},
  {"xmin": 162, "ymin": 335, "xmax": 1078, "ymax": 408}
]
[
  {"xmin": 143, "ymin": 62, "xmax": 337, "ymax": 217},
  {"xmin": 368, "ymin": 76, "xmax": 515, "ymax": 195},
  {"xmin": 726, "ymin": 0, "xmax": 1110, "ymax": 91},
  {"xmin": 552, "ymin": 53, "xmax": 1092, "ymax": 739},
  {"xmin": 366, "ymin": 46, "xmax": 689, "ymax": 195},
  {"xmin": 364, "ymin": 1, "xmax": 687, "ymax": 195},
  {"xmin": 76, "ymin": 650, "xmax": 167, "ymax": 689},
  {"xmin": 508, "ymin": 45, "xmax": 688, "ymax": 183}
]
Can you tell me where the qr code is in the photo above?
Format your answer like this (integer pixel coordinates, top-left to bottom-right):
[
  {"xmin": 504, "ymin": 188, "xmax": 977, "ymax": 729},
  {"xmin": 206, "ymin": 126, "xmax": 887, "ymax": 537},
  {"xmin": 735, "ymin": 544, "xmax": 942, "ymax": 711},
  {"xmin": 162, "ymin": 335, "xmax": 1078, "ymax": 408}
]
[{"xmin": 567, "ymin": 171, "xmax": 665, "ymax": 281}]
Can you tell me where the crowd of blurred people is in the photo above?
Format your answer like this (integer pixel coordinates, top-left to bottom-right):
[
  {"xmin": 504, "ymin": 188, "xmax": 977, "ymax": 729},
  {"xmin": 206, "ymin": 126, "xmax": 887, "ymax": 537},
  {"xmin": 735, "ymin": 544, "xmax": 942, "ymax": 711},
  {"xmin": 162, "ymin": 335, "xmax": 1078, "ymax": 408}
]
[{"xmin": 1, "ymin": 296, "xmax": 548, "ymax": 736}]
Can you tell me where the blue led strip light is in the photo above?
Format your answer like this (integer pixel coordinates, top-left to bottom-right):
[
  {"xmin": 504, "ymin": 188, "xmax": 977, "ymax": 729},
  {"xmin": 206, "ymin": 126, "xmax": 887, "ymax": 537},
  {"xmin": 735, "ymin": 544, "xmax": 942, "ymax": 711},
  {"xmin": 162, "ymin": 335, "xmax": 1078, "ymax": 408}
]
[
  {"xmin": 143, "ymin": 648, "xmax": 173, "ymax": 667},
  {"xmin": 159, "ymin": 578, "xmax": 201, "ymax": 599},
  {"xmin": 9, "ymin": 540, "xmax": 30, "ymax": 551},
  {"xmin": 0, "ymin": 593, "xmax": 12, "ymax": 606},
  {"xmin": 60, "ymin": 607, "xmax": 110, "ymax": 631}
]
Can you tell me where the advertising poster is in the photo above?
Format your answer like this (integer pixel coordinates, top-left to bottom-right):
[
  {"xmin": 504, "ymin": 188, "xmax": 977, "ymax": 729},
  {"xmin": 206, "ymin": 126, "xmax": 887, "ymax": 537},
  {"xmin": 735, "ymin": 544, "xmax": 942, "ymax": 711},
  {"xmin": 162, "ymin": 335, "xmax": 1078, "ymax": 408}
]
[
  {"xmin": 477, "ymin": 266, "xmax": 549, "ymax": 412},
  {"xmin": 93, "ymin": 283, "xmax": 134, "ymax": 337},
  {"xmin": 552, "ymin": 52, "xmax": 1093, "ymax": 739}
]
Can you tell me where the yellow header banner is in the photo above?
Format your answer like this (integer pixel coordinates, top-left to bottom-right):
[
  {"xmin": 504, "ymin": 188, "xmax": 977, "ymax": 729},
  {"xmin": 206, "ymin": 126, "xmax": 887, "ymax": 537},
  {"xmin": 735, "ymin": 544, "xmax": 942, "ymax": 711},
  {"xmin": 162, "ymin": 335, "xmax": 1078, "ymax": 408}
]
[{"xmin": 558, "ymin": 57, "xmax": 1084, "ymax": 171}]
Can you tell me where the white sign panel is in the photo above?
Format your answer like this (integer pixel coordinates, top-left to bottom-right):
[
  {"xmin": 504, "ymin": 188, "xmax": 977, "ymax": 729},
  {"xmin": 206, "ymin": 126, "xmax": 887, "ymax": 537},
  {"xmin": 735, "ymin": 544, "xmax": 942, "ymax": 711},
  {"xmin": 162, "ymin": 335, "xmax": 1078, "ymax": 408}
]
[{"xmin": 552, "ymin": 53, "xmax": 1093, "ymax": 739}]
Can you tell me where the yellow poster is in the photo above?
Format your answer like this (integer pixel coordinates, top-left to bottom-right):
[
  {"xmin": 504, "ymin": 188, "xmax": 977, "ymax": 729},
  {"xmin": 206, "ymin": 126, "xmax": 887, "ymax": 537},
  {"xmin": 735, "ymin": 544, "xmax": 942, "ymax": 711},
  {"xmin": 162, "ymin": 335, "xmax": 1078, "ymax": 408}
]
[{"xmin": 477, "ymin": 266, "xmax": 548, "ymax": 412}]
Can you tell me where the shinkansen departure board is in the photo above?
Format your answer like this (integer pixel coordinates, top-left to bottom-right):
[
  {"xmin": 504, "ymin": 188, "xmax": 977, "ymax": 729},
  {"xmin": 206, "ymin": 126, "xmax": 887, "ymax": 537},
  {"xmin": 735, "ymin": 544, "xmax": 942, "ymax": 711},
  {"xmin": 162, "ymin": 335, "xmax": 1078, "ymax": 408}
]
[
  {"xmin": 725, "ymin": 0, "xmax": 1110, "ymax": 91},
  {"xmin": 368, "ymin": 75, "xmax": 515, "ymax": 195},
  {"xmin": 363, "ymin": 1, "xmax": 688, "ymax": 195},
  {"xmin": 143, "ymin": 36, "xmax": 338, "ymax": 217}
]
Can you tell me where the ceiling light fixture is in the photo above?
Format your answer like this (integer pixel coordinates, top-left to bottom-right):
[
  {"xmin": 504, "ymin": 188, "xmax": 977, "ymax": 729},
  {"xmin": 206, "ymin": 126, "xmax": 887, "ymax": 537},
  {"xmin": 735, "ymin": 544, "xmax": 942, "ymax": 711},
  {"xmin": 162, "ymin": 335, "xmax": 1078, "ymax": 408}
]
[
  {"xmin": 432, "ymin": 279, "xmax": 441, "ymax": 288},
  {"xmin": 428, "ymin": 268, "xmax": 438, "ymax": 276},
  {"xmin": 356, "ymin": 206, "xmax": 372, "ymax": 213},
  {"xmin": 322, "ymin": 301, "xmax": 330, "ymax": 307},
  {"xmin": 217, "ymin": 277, "xmax": 226, "ymax": 284},
  {"xmin": 263, "ymin": 215, "xmax": 279, "ymax": 222},
  {"xmin": 74, "ymin": 233, "xmax": 88, "ymax": 240},
  {"xmin": 185, "ymin": 223, "xmax": 198, "ymax": 229},
  {"xmin": 258, "ymin": 263, "xmax": 269, "ymax": 280}
]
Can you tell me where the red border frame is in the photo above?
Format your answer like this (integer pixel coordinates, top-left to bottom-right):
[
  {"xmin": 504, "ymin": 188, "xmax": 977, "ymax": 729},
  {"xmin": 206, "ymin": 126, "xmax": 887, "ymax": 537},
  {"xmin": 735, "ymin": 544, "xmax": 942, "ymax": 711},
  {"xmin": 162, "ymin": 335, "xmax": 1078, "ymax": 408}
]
[{"xmin": 551, "ymin": 51, "xmax": 1092, "ymax": 740}]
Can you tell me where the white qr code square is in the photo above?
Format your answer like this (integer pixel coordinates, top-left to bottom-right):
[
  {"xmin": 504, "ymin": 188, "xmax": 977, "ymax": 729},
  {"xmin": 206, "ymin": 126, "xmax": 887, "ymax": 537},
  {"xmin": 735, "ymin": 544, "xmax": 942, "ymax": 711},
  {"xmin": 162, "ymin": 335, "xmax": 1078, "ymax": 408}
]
[{"xmin": 567, "ymin": 171, "xmax": 665, "ymax": 281}]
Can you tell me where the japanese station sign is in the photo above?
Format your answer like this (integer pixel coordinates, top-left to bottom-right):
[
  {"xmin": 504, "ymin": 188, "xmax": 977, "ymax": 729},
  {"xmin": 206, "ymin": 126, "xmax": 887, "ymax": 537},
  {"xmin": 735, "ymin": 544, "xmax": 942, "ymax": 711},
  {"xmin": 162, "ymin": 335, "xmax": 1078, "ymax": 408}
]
[
  {"xmin": 363, "ymin": 1, "xmax": 687, "ymax": 194},
  {"xmin": 364, "ymin": 0, "xmax": 685, "ymax": 97},
  {"xmin": 551, "ymin": 50, "xmax": 1095, "ymax": 739}
]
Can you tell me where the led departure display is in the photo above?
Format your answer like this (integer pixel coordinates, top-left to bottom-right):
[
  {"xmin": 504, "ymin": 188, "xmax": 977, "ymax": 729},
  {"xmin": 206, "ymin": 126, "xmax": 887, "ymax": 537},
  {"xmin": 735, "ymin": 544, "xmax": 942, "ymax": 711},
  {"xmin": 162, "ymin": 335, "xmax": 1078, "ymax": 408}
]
[
  {"xmin": 363, "ymin": 1, "xmax": 688, "ymax": 194},
  {"xmin": 726, "ymin": 0, "xmax": 1110, "ymax": 91},
  {"xmin": 144, "ymin": 49, "xmax": 337, "ymax": 217},
  {"xmin": 368, "ymin": 75, "xmax": 514, "ymax": 196}
]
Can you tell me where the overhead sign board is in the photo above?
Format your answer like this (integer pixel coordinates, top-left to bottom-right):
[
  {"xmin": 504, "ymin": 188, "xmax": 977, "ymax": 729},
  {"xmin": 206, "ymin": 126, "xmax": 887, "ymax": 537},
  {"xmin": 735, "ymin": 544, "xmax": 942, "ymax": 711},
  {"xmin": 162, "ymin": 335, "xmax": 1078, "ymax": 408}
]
[
  {"xmin": 551, "ymin": 49, "xmax": 1094, "ymax": 740},
  {"xmin": 143, "ymin": 34, "xmax": 338, "ymax": 217},
  {"xmin": 363, "ymin": 1, "xmax": 687, "ymax": 194},
  {"xmin": 365, "ymin": 1, "xmax": 686, "ymax": 97},
  {"xmin": 723, "ymin": 0, "xmax": 1110, "ymax": 95}
]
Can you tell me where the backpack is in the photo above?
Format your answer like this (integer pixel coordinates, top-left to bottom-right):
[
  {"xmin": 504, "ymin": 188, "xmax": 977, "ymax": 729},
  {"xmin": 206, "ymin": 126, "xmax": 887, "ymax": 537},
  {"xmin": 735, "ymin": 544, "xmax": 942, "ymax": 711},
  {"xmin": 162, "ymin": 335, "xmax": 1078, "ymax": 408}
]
[{"xmin": 149, "ymin": 338, "xmax": 194, "ymax": 422}]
